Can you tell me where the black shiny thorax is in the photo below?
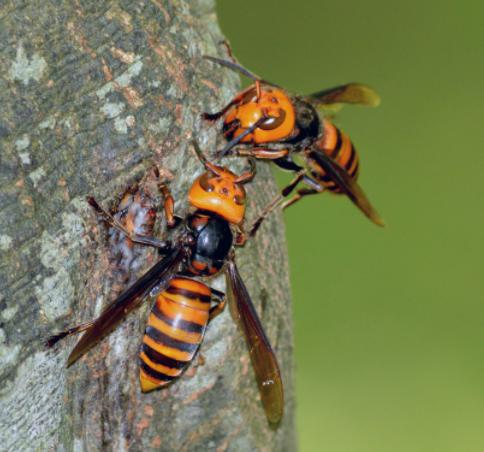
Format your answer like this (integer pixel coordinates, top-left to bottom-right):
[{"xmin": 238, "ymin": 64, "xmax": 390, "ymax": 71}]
[
  {"xmin": 185, "ymin": 211, "xmax": 233, "ymax": 276},
  {"xmin": 285, "ymin": 97, "xmax": 321, "ymax": 148}
]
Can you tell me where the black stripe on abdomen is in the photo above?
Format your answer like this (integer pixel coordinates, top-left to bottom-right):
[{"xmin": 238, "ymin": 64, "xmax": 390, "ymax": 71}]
[
  {"xmin": 165, "ymin": 286, "xmax": 211, "ymax": 303},
  {"xmin": 152, "ymin": 303, "xmax": 204, "ymax": 334},
  {"xmin": 146, "ymin": 326, "xmax": 199, "ymax": 353},
  {"xmin": 330, "ymin": 127, "xmax": 343, "ymax": 158},
  {"xmin": 141, "ymin": 343, "xmax": 187, "ymax": 369},
  {"xmin": 344, "ymin": 144, "xmax": 357, "ymax": 172},
  {"xmin": 349, "ymin": 161, "xmax": 360, "ymax": 178},
  {"xmin": 140, "ymin": 360, "xmax": 177, "ymax": 382}
]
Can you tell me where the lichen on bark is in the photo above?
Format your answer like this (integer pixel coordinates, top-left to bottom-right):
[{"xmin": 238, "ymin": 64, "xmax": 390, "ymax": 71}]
[{"xmin": 0, "ymin": 1, "xmax": 296, "ymax": 450}]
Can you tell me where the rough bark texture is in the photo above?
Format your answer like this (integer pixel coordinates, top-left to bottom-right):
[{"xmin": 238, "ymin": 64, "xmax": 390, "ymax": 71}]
[{"xmin": 0, "ymin": 1, "xmax": 296, "ymax": 451}]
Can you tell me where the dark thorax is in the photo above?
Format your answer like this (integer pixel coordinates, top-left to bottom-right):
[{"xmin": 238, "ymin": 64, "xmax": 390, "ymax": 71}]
[
  {"xmin": 184, "ymin": 211, "xmax": 234, "ymax": 277},
  {"xmin": 284, "ymin": 97, "xmax": 321, "ymax": 149}
]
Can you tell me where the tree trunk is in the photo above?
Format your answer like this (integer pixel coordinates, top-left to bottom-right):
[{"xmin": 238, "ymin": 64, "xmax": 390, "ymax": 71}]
[{"xmin": 0, "ymin": 1, "xmax": 296, "ymax": 450}]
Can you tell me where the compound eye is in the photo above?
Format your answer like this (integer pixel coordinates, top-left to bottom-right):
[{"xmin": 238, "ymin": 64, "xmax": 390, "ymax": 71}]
[{"xmin": 259, "ymin": 108, "xmax": 287, "ymax": 130}]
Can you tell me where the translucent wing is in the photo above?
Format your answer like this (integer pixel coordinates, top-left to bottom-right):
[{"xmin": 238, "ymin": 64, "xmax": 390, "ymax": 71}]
[
  {"xmin": 226, "ymin": 258, "xmax": 284, "ymax": 425},
  {"xmin": 308, "ymin": 83, "xmax": 381, "ymax": 112},
  {"xmin": 308, "ymin": 149, "xmax": 384, "ymax": 226},
  {"xmin": 67, "ymin": 246, "xmax": 185, "ymax": 366}
]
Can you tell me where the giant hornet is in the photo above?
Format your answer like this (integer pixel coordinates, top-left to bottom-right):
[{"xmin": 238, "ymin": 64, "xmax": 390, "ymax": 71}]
[
  {"xmin": 202, "ymin": 54, "xmax": 384, "ymax": 233},
  {"xmin": 47, "ymin": 142, "xmax": 284, "ymax": 425}
]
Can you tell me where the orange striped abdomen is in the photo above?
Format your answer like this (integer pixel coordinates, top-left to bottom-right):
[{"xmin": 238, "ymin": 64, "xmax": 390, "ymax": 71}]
[
  {"xmin": 311, "ymin": 119, "xmax": 360, "ymax": 193},
  {"xmin": 139, "ymin": 277, "xmax": 212, "ymax": 392}
]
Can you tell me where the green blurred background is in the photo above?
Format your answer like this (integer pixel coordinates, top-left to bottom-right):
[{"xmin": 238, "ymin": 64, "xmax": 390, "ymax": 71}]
[{"xmin": 217, "ymin": 1, "xmax": 484, "ymax": 451}]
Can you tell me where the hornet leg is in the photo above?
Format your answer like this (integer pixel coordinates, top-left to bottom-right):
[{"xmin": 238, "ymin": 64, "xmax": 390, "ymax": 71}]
[
  {"xmin": 249, "ymin": 171, "xmax": 306, "ymax": 237},
  {"xmin": 282, "ymin": 188, "xmax": 320, "ymax": 210},
  {"xmin": 225, "ymin": 147, "xmax": 290, "ymax": 160},
  {"xmin": 158, "ymin": 182, "xmax": 180, "ymax": 229},
  {"xmin": 208, "ymin": 288, "xmax": 227, "ymax": 321}
]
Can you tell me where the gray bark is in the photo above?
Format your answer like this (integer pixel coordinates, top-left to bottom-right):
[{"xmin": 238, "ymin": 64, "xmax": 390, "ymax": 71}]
[{"xmin": 0, "ymin": 1, "xmax": 295, "ymax": 450}]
